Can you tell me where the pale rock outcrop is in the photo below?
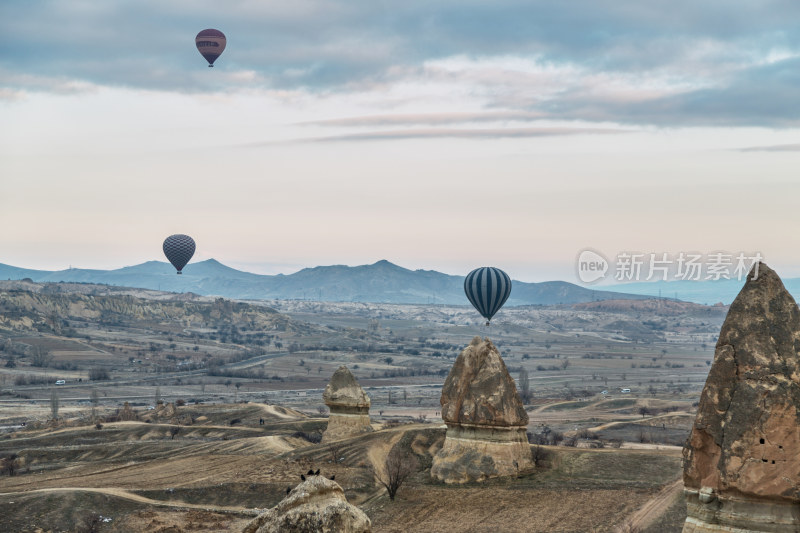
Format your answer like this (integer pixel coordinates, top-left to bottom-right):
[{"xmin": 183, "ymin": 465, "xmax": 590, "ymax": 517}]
[
  {"xmin": 431, "ymin": 337, "xmax": 533, "ymax": 483},
  {"xmin": 682, "ymin": 263, "xmax": 800, "ymax": 532},
  {"xmin": 243, "ymin": 475, "xmax": 371, "ymax": 533},
  {"xmin": 322, "ymin": 366, "xmax": 372, "ymax": 443}
]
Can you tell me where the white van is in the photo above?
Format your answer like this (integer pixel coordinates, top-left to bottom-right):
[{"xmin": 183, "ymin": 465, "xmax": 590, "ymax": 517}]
[
  {"xmin": 55, "ymin": 380, "xmax": 66, "ymax": 385},
  {"xmin": 620, "ymin": 388, "xmax": 631, "ymax": 393}
]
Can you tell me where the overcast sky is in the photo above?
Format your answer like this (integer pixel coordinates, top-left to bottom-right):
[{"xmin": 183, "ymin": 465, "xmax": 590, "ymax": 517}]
[{"xmin": 2, "ymin": 1, "xmax": 800, "ymax": 282}]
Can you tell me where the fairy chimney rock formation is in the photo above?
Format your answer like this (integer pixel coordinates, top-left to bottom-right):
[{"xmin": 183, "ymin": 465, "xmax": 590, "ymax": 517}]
[
  {"xmin": 682, "ymin": 263, "xmax": 800, "ymax": 532},
  {"xmin": 243, "ymin": 475, "xmax": 372, "ymax": 533},
  {"xmin": 431, "ymin": 336, "xmax": 533, "ymax": 483},
  {"xmin": 322, "ymin": 365, "xmax": 372, "ymax": 443}
]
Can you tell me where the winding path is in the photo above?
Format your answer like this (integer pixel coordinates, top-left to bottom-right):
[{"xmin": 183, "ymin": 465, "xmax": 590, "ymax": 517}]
[
  {"xmin": 0, "ymin": 486, "xmax": 260, "ymax": 516},
  {"xmin": 618, "ymin": 478, "xmax": 683, "ymax": 532}
]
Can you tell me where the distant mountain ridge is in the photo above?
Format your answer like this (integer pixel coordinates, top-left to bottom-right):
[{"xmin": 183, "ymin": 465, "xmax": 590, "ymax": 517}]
[
  {"xmin": 0, "ymin": 259, "xmax": 652, "ymax": 306},
  {"xmin": 609, "ymin": 276, "xmax": 800, "ymax": 306}
]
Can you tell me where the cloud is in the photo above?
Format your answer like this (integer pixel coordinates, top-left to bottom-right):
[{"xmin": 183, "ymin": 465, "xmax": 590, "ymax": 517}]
[
  {"xmin": 245, "ymin": 126, "xmax": 630, "ymax": 144},
  {"xmin": 739, "ymin": 143, "xmax": 800, "ymax": 152},
  {"xmin": 4, "ymin": 1, "xmax": 800, "ymax": 127},
  {"xmin": 301, "ymin": 111, "xmax": 547, "ymax": 127}
]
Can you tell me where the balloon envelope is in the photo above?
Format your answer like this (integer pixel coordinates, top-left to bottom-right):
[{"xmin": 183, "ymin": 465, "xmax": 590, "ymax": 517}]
[
  {"xmin": 195, "ymin": 29, "xmax": 226, "ymax": 66},
  {"xmin": 163, "ymin": 234, "xmax": 196, "ymax": 274},
  {"xmin": 464, "ymin": 267, "xmax": 512, "ymax": 324}
]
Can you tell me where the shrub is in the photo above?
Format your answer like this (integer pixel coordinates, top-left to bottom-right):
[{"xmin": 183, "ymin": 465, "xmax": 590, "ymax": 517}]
[
  {"xmin": 88, "ymin": 368, "xmax": 110, "ymax": 381},
  {"xmin": 0, "ymin": 453, "xmax": 20, "ymax": 476},
  {"xmin": 291, "ymin": 431, "xmax": 323, "ymax": 444},
  {"xmin": 531, "ymin": 445, "xmax": 551, "ymax": 467}
]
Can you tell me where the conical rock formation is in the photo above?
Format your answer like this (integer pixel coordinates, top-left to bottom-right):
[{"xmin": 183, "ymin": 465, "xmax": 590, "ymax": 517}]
[
  {"xmin": 322, "ymin": 366, "xmax": 372, "ymax": 443},
  {"xmin": 682, "ymin": 263, "xmax": 800, "ymax": 532},
  {"xmin": 243, "ymin": 475, "xmax": 371, "ymax": 533},
  {"xmin": 431, "ymin": 337, "xmax": 532, "ymax": 483}
]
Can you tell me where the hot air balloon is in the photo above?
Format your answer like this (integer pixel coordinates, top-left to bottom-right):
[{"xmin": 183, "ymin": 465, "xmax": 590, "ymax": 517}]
[
  {"xmin": 464, "ymin": 267, "xmax": 512, "ymax": 325},
  {"xmin": 195, "ymin": 29, "xmax": 226, "ymax": 67},
  {"xmin": 163, "ymin": 234, "xmax": 196, "ymax": 274}
]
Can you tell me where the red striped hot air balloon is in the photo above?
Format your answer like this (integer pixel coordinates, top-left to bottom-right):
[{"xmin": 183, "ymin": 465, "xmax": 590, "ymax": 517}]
[{"xmin": 195, "ymin": 29, "xmax": 226, "ymax": 67}]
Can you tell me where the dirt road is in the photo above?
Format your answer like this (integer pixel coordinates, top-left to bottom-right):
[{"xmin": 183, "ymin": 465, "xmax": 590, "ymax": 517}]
[
  {"xmin": 618, "ymin": 478, "xmax": 683, "ymax": 532},
  {"xmin": 1, "ymin": 486, "xmax": 259, "ymax": 515}
]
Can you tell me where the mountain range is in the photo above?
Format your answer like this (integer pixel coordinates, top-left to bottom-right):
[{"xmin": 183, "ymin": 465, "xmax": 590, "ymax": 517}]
[
  {"xmin": 0, "ymin": 259, "xmax": 654, "ymax": 306},
  {"xmin": 609, "ymin": 276, "xmax": 800, "ymax": 306}
]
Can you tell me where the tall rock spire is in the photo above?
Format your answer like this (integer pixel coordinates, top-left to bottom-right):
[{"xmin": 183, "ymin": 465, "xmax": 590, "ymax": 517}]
[
  {"xmin": 431, "ymin": 337, "xmax": 532, "ymax": 483},
  {"xmin": 682, "ymin": 263, "xmax": 800, "ymax": 532},
  {"xmin": 322, "ymin": 365, "xmax": 372, "ymax": 443}
]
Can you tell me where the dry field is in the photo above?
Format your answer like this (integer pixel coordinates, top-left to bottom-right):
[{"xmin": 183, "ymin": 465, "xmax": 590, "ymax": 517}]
[
  {"xmin": 1, "ymin": 400, "xmax": 685, "ymax": 532},
  {"xmin": 0, "ymin": 283, "xmax": 713, "ymax": 531}
]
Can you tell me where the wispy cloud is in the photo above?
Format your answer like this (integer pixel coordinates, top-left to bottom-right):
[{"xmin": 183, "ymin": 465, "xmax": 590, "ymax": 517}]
[
  {"xmin": 4, "ymin": 1, "xmax": 800, "ymax": 127},
  {"xmin": 243, "ymin": 126, "xmax": 630, "ymax": 145},
  {"xmin": 739, "ymin": 143, "xmax": 800, "ymax": 152},
  {"xmin": 301, "ymin": 111, "xmax": 547, "ymax": 127}
]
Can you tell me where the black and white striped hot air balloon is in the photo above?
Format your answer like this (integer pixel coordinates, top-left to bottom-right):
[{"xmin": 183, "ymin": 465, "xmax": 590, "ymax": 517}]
[
  {"xmin": 163, "ymin": 234, "xmax": 196, "ymax": 274},
  {"xmin": 464, "ymin": 267, "xmax": 512, "ymax": 325}
]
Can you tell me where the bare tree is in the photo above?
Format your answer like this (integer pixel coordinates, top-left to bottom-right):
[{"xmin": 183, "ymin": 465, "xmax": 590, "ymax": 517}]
[
  {"xmin": 375, "ymin": 446, "xmax": 418, "ymax": 501},
  {"xmin": 75, "ymin": 511, "xmax": 103, "ymax": 533},
  {"xmin": 88, "ymin": 368, "xmax": 109, "ymax": 380},
  {"xmin": 90, "ymin": 389, "xmax": 99, "ymax": 420},
  {"xmin": 1, "ymin": 453, "xmax": 19, "ymax": 476},
  {"xmin": 328, "ymin": 441, "xmax": 343, "ymax": 463},
  {"xmin": 169, "ymin": 426, "xmax": 181, "ymax": 440},
  {"xmin": 519, "ymin": 367, "xmax": 531, "ymax": 403},
  {"xmin": 50, "ymin": 388, "xmax": 59, "ymax": 420},
  {"xmin": 31, "ymin": 346, "xmax": 53, "ymax": 368}
]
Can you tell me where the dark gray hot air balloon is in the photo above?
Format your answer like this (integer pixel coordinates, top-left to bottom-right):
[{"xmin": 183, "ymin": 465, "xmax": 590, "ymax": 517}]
[
  {"xmin": 195, "ymin": 29, "xmax": 226, "ymax": 67},
  {"xmin": 464, "ymin": 267, "xmax": 512, "ymax": 325},
  {"xmin": 163, "ymin": 234, "xmax": 196, "ymax": 274}
]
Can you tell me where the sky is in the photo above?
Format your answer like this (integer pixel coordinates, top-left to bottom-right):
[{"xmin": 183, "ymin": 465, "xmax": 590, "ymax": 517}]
[{"xmin": 2, "ymin": 1, "xmax": 800, "ymax": 284}]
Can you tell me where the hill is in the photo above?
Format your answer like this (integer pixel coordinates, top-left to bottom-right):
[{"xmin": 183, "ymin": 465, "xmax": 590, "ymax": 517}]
[
  {"xmin": 0, "ymin": 259, "xmax": 651, "ymax": 306},
  {"xmin": 609, "ymin": 276, "xmax": 800, "ymax": 305},
  {"xmin": 0, "ymin": 280, "xmax": 317, "ymax": 337}
]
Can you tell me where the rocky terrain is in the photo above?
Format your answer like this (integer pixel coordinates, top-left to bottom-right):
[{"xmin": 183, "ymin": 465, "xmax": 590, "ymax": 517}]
[
  {"xmin": 243, "ymin": 474, "xmax": 372, "ymax": 533},
  {"xmin": 322, "ymin": 366, "xmax": 373, "ymax": 443},
  {"xmin": 682, "ymin": 264, "xmax": 800, "ymax": 531},
  {"xmin": 0, "ymin": 279, "xmax": 728, "ymax": 531},
  {"xmin": 431, "ymin": 337, "xmax": 533, "ymax": 483},
  {"xmin": 0, "ymin": 281, "xmax": 313, "ymax": 335}
]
